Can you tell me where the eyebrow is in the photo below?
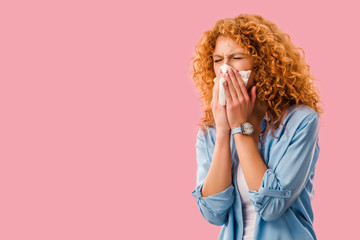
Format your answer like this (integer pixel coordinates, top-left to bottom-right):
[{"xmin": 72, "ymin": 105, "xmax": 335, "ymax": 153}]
[{"xmin": 213, "ymin": 52, "xmax": 246, "ymax": 58}]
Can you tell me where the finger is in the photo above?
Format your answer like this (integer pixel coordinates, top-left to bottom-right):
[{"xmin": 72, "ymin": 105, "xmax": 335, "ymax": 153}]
[
  {"xmin": 223, "ymin": 79, "xmax": 233, "ymax": 105},
  {"xmin": 214, "ymin": 68, "xmax": 222, "ymax": 87},
  {"xmin": 228, "ymin": 68, "xmax": 243, "ymax": 102},
  {"xmin": 250, "ymin": 85, "xmax": 257, "ymax": 106},
  {"xmin": 212, "ymin": 76, "xmax": 217, "ymax": 93},
  {"xmin": 213, "ymin": 72, "xmax": 221, "ymax": 103},
  {"xmin": 216, "ymin": 67, "xmax": 221, "ymax": 79},
  {"xmin": 212, "ymin": 81, "xmax": 218, "ymax": 105},
  {"xmin": 233, "ymin": 69, "xmax": 249, "ymax": 102},
  {"xmin": 224, "ymin": 71, "xmax": 237, "ymax": 102},
  {"xmin": 213, "ymin": 70, "xmax": 219, "ymax": 92}
]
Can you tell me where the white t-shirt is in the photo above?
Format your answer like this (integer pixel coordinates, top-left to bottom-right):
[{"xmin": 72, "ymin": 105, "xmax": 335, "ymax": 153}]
[{"xmin": 237, "ymin": 163, "xmax": 257, "ymax": 240}]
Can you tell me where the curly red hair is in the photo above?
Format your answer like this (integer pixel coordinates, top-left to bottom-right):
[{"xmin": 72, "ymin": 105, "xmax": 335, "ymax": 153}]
[{"xmin": 190, "ymin": 14, "xmax": 323, "ymax": 138}]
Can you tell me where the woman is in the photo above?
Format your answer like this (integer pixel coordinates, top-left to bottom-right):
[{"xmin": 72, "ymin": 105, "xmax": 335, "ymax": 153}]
[{"xmin": 191, "ymin": 14, "xmax": 322, "ymax": 240}]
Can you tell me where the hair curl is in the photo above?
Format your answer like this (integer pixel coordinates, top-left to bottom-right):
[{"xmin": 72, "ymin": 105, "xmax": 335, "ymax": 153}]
[{"xmin": 190, "ymin": 14, "xmax": 323, "ymax": 138}]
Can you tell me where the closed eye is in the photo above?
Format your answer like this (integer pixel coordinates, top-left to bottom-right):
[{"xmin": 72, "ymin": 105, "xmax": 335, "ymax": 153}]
[{"xmin": 214, "ymin": 58, "xmax": 243, "ymax": 63}]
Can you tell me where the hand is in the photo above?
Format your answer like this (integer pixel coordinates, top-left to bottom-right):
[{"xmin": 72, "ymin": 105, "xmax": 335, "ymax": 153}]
[
  {"xmin": 223, "ymin": 67, "xmax": 257, "ymax": 129},
  {"xmin": 211, "ymin": 69, "xmax": 231, "ymax": 134}
]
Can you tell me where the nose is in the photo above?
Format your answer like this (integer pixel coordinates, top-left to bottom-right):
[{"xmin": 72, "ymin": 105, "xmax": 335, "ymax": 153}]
[
  {"xmin": 224, "ymin": 58, "xmax": 230, "ymax": 65},
  {"xmin": 223, "ymin": 58, "xmax": 235, "ymax": 69}
]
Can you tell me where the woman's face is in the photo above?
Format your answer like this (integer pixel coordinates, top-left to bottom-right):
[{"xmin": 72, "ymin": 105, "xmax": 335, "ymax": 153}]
[{"xmin": 213, "ymin": 35, "xmax": 254, "ymax": 91}]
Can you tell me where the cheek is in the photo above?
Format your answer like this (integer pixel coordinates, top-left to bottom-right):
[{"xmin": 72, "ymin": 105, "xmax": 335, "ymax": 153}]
[
  {"xmin": 214, "ymin": 67, "xmax": 222, "ymax": 78},
  {"xmin": 235, "ymin": 62, "xmax": 252, "ymax": 73},
  {"xmin": 213, "ymin": 66, "xmax": 218, "ymax": 77}
]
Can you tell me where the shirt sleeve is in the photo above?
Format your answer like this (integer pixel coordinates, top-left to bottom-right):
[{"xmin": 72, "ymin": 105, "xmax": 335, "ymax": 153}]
[
  {"xmin": 248, "ymin": 112, "xmax": 320, "ymax": 221},
  {"xmin": 191, "ymin": 128, "xmax": 235, "ymax": 226}
]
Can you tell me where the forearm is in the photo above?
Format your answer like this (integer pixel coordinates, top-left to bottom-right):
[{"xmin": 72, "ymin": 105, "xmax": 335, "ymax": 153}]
[
  {"xmin": 234, "ymin": 134, "xmax": 268, "ymax": 191},
  {"xmin": 201, "ymin": 130, "xmax": 232, "ymax": 197}
]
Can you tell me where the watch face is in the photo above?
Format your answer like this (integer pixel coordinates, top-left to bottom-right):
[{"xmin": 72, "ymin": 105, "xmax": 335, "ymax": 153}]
[{"xmin": 242, "ymin": 122, "xmax": 254, "ymax": 135}]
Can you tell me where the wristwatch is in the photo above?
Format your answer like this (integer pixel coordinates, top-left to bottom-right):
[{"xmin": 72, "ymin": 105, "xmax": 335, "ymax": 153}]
[{"xmin": 231, "ymin": 121, "xmax": 254, "ymax": 136}]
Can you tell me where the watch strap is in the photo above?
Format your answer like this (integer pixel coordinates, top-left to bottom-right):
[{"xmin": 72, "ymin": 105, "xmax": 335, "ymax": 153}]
[{"xmin": 231, "ymin": 126, "xmax": 243, "ymax": 135}]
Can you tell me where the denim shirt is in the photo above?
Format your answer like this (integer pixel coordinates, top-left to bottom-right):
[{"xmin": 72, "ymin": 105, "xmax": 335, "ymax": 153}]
[{"xmin": 191, "ymin": 104, "xmax": 320, "ymax": 240}]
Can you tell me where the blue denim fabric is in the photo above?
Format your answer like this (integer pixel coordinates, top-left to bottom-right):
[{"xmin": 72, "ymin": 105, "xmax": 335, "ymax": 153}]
[{"xmin": 191, "ymin": 104, "xmax": 320, "ymax": 240}]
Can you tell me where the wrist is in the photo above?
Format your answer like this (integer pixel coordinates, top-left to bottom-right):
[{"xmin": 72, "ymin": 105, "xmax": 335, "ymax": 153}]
[
  {"xmin": 216, "ymin": 128, "xmax": 230, "ymax": 136},
  {"xmin": 230, "ymin": 120, "xmax": 246, "ymax": 130},
  {"xmin": 231, "ymin": 121, "xmax": 254, "ymax": 136}
]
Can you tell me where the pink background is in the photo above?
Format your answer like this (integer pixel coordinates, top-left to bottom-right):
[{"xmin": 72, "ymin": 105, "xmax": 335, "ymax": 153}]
[{"xmin": 0, "ymin": 0, "xmax": 358, "ymax": 239}]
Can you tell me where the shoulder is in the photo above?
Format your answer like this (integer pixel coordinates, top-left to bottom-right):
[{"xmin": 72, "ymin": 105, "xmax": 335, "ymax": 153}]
[
  {"xmin": 283, "ymin": 104, "xmax": 319, "ymax": 129},
  {"xmin": 196, "ymin": 125, "xmax": 216, "ymax": 146},
  {"xmin": 277, "ymin": 104, "xmax": 320, "ymax": 141}
]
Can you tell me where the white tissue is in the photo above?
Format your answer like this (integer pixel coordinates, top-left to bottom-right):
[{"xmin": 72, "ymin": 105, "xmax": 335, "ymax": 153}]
[{"xmin": 213, "ymin": 64, "xmax": 251, "ymax": 106}]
